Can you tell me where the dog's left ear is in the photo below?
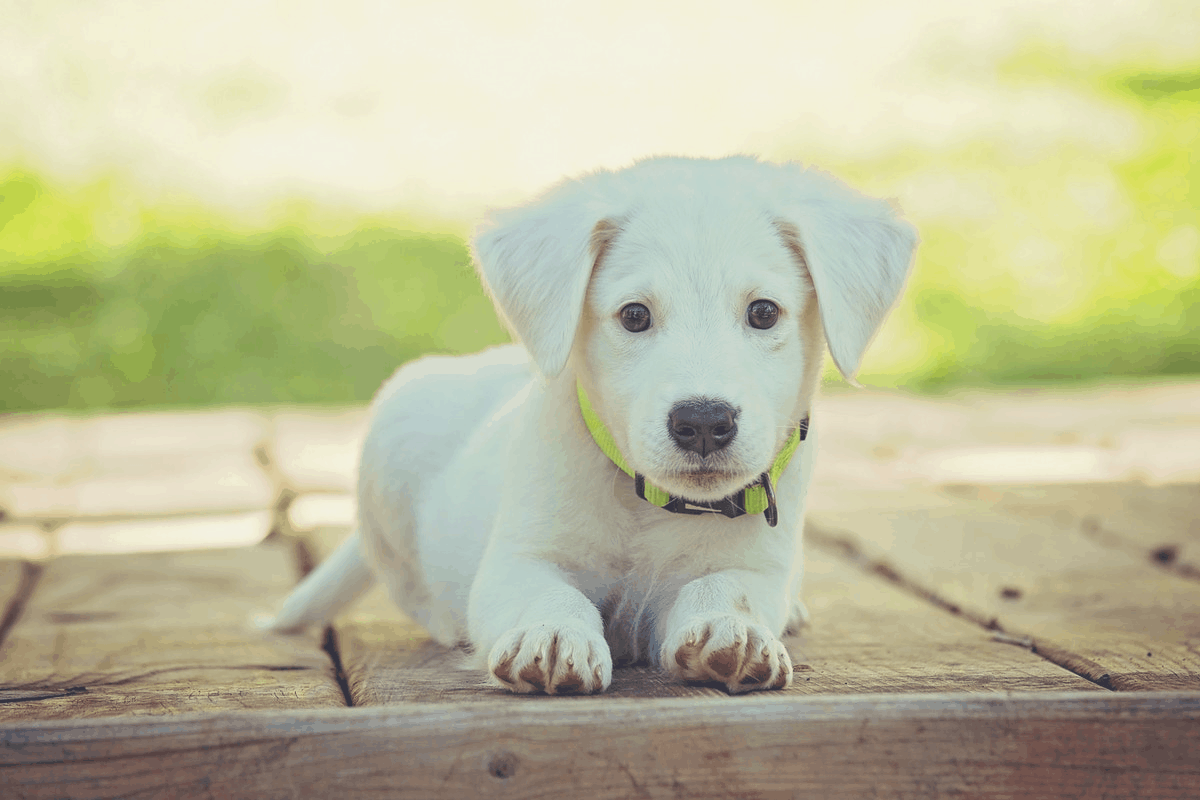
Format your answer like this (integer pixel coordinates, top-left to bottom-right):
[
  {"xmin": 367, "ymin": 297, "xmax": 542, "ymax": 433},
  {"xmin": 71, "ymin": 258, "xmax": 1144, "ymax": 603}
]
[
  {"xmin": 473, "ymin": 176, "xmax": 618, "ymax": 377},
  {"xmin": 775, "ymin": 170, "xmax": 918, "ymax": 380}
]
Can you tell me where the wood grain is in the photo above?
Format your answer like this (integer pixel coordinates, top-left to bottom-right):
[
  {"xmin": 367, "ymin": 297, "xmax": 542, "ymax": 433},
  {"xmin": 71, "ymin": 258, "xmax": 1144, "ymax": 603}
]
[
  {"xmin": 808, "ymin": 484, "xmax": 1200, "ymax": 691},
  {"xmin": 2, "ymin": 692, "xmax": 1197, "ymax": 799},
  {"xmin": 310, "ymin": 527, "xmax": 1097, "ymax": 704},
  {"xmin": 0, "ymin": 559, "xmax": 30, "ymax": 614},
  {"xmin": 0, "ymin": 544, "xmax": 345, "ymax": 720},
  {"xmin": 0, "ymin": 560, "xmax": 39, "ymax": 651},
  {"xmin": 789, "ymin": 548, "xmax": 1101, "ymax": 696},
  {"xmin": 944, "ymin": 482, "xmax": 1200, "ymax": 576}
]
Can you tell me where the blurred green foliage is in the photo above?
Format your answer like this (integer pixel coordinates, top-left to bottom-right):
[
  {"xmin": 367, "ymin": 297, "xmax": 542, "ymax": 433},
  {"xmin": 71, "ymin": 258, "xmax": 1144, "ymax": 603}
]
[
  {"xmin": 1, "ymin": 60, "xmax": 1198, "ymax": 412},
  {"xmin": 822, "ymin": 59, "xmax": 1200, "ymax": 389},
  {"xmin": 0, "ymin": 222, "xmax": 507, "ymax": 411}
]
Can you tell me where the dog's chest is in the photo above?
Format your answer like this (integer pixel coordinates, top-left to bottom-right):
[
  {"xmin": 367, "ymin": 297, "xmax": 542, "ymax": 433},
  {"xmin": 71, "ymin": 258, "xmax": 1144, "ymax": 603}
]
[{"xmin": 568, "ymin": 509, "xmax": 756, "ymax": 604}]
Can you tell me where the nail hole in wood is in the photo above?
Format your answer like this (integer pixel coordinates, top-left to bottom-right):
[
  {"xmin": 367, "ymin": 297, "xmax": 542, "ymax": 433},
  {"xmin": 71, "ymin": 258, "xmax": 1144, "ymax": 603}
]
[
  {"xmin": 1152, "ymin": 545, "xmax": 1178, "ymax": 565},
  {"xmin": 488, "ymin": 752, "xmax": 518, "ymax": 779}
]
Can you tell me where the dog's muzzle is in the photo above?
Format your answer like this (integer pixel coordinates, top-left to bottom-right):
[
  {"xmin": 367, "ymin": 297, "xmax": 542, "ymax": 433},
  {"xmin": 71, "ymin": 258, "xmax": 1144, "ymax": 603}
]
[{"xmin": 578, "ymin": 383, "xmax": 808, "ymax": 528}]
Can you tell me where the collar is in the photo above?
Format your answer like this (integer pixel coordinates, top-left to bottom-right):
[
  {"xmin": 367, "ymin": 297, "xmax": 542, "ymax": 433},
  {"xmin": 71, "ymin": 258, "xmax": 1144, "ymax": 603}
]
[{"xmin": 577, "ymin": 383, "xmax": 808, "ymax": 528}]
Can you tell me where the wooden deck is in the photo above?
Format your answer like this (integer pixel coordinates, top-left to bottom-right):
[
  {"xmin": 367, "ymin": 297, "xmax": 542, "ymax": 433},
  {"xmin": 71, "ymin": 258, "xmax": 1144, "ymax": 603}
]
[{"xmin": 2, "ymin": 382, "xmax": 1199, "ymax": 798}]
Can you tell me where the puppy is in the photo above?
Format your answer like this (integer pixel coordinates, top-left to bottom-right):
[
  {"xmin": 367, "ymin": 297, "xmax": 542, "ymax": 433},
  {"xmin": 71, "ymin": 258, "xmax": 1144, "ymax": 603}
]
[{"xmin": 269, "ymin": 156, "xmax": 916, "ymax": 694}]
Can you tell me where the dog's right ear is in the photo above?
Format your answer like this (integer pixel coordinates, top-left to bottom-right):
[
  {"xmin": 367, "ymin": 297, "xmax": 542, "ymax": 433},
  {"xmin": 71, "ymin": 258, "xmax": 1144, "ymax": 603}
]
[{"xmin": 473, "ymin": 178, "xmax": 618, "ymax": 378}]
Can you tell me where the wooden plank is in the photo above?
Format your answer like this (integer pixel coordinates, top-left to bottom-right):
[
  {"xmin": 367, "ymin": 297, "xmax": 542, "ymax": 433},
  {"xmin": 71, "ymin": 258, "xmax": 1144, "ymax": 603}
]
[
  {"xmin": 2, "ymin": 450, "xmax": 275, "ymax": 521},
  {"xmin": 944, "ymin": 481, "xmax": 1200, "ymax": 575},
  {"xmin": 790, "ymin": 549, "xmax": 1100, "ymax": 695},
  {"xmin": 0, "ymin": 525, "xmax": 51, "ymax": 559},
  {"xmin": 808, "ymin": 486, "xmax": 1200, "ymax": 691},
  {"xmin": 0, "ymin": 560, "xmax": 28, "ymax": 608},
  {"xmin": 311, "ymin": 528, "xmax": 1096, "ymax": 704},
  {"xmin": 0, "ymin": 560, "xmax": 39, "ymax": 650},
  {"xmin": 809, "ymin": 382, "xmax": 1200, "ymax": 493},
  {"xmin": 0, "ymin": 544, "xmax": 345, "ymax": 720},
  {"xmin": 272, "ymin": 407, "xmax": 369, "ymax": 493},
  {"xmin": 0, "ymin": 409, "xmax": 273, "ymax": 522},
  {"xmin": 1, "ymin": 693, "xmax": 1198, "ymax": 799},
  {"xmin": 54, "ymin": 510, "xmax": 272, "ymax": 555}
]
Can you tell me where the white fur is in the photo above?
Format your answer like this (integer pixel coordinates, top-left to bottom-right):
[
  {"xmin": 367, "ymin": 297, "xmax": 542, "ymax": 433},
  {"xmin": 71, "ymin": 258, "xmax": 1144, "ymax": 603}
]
[{"xmin": 268, "ymin": 156, "xmax": 916, "ymax": 694}]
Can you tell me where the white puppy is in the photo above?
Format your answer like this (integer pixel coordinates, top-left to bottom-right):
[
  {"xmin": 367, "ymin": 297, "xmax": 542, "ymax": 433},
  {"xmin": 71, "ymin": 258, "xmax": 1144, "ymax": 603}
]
[{"xmin": 269, "ymin": 156, "xmax": 916, "ymax": 695}]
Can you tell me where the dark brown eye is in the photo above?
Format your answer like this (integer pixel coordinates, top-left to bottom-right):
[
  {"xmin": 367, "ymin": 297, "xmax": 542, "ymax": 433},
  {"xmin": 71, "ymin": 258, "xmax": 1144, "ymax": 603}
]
[
  {"xmin": 747, "ymin": 299, "xmax": 779, "ymax": 330},
  {"xmin": 620, "ymin": 303, "xmax": 652, "ymax": 332}
]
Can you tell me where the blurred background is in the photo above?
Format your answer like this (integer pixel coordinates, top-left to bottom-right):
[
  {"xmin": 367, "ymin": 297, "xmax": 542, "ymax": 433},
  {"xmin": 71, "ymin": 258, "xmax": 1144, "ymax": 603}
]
[{"xmin": 2, "ymin": 0, "xmax": 1197, "ymax": 414}]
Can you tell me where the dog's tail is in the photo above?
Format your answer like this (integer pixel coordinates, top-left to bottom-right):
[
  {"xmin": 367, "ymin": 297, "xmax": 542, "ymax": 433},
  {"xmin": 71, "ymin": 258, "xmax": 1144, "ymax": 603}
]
[{"xmin": 263, "ymin": 530, "xmax": 376, "ymax": 633}]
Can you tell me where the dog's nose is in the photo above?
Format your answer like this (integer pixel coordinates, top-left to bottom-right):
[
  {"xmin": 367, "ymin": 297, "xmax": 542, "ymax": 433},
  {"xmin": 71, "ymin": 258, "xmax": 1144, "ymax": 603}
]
[{"xmin": 668, "ymin": 400, "xmax": 738, "ymax": 457}]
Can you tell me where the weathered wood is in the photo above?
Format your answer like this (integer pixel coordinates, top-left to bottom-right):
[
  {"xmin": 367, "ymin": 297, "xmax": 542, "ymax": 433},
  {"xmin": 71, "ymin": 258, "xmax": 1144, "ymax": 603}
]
[
  {"xmin": 789, "ymin": 549, "xmax": 1101, "ymax": 695},
  {"xmin": 0, "ymin": 545, "xmax": 345, "ymax": 720},
  {"xmin": 0, "ymin": 526, "xmax": 51, "ymax": 560},
  {"xmin": 273, "ymin": 408, "xmax": 369, "ymax": 493},
  {"xmin": 808, "ymin": 485, "xmax": 1200, "ymax": 691},
  {"xmin": 0, "ymin": 560, "xmax": 28, "ymax": 610},
  {"xmin": 0, "ymin": 560, "xmax": 39, "ymax": 651},
  {"xmin": 944, "ymin": 482, "xmax": 1200, "ymax": 576},
  {"xmin": 0, "ymin": 409, "xmax": 273, "ymax": 522},
  {"xmin": 2, "ymin": 450, "xmax": 275, "ymax": 522},
  {"xmin": 308, "ymin": 527, "xmax": 1096, "ymax": 704},
  {"xmin": 2, "ymin": 693, "xmax": 1198, "ymax": 799},
  {"xmin": 54, "ymin": 510, "xmax": 273, "ymax": 555},
  {"xmin": 1, "ymin": 386, "xmax": 1196, "ymax": 800},
  {"xmin": 810, "ymin": 382, "xmax": 1200, "ymax": 494}
]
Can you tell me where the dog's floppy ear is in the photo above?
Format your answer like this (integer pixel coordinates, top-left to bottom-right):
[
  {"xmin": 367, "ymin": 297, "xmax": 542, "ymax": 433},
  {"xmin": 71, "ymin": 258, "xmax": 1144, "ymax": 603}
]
[
  {"xmin": 473, "ymin": 176, "xmax": 618, "ymax": 377},
  {"xmin": 775, "ymin": 170, "xmax": 918, "ymax": 380}
]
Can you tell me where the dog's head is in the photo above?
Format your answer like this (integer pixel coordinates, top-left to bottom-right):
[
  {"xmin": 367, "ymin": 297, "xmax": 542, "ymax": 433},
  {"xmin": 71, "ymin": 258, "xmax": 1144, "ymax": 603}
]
[{"xmin": 474, "ymin": 157, "xmax": 916, "ymax": 502}]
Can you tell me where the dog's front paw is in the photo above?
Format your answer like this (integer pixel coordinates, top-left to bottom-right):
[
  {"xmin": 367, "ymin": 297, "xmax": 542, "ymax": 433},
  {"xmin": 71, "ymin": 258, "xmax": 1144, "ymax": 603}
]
[
  {"xmin": 663, "ymin": 615, "xmax": 793, "ymax": 693},
  {"xmin": 488, "ymin": 621, "xmax": 613, "ymax": 695}
]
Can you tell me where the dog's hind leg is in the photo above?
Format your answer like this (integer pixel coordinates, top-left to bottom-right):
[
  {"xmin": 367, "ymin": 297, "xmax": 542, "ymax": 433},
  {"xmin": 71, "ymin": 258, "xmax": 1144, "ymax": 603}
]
[{"xmin": 264, "ymin": 530, "xmax": 376, "ymax": 633}]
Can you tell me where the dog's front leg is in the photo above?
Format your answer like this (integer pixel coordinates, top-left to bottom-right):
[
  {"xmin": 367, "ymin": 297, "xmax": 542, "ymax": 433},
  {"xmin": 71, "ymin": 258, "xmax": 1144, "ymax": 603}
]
[
  {"xmin": 470, "ymin": 555, "xmax": 612, "ymax": 695},
  {"xmin": 659, "ymin": 569, "xmax": 794, "ymax": 693}
]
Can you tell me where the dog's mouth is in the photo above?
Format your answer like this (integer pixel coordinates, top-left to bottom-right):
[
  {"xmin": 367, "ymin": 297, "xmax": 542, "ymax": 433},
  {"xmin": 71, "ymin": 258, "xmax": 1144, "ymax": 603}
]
[
  {"xmin": 680, "ymin": 467, "xmax": 736, "ymax": 480},
  {"xmin": 658, "ymin": 466, "xmax": 757, "ymax": 501}
]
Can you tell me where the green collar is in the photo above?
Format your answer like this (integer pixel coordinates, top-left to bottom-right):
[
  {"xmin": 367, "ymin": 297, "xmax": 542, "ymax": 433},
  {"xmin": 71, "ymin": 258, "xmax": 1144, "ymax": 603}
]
[{"xmin": 577, "ymin": 383, "xmax": 808, "ymax": 527}]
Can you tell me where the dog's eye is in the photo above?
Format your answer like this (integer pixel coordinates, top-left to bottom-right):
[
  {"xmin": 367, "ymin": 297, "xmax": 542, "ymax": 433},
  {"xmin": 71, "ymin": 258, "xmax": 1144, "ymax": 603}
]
[
  {"xmin": 619, "ymin": 303, "xmax": 652, "ymax": 332},
  {"xmin": 747, "ymin": 299, "xmax": 779, "ymax": 330}
]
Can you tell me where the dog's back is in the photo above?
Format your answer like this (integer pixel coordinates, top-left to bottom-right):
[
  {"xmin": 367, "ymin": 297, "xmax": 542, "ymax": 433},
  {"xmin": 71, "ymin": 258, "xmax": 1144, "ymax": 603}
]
[
  {"xmin": 268, "ymin": 345, "xmax": 532, "ymax": 638},
  {"xmin": 357, "ymin": 344, "xmax": 533, "ymax": 643}
]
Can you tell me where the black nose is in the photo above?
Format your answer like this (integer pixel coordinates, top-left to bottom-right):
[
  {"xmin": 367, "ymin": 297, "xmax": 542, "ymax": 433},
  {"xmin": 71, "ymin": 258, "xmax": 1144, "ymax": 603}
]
[{"xmin": 668, "ymin": 400, "xmax": 739, "ymax": 457}]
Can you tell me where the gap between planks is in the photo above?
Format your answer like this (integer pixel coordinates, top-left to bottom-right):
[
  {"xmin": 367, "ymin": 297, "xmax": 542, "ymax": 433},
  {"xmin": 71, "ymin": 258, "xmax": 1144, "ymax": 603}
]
[
  {"xmin": 0, "ymin": 561, "xmax": 42, "ymax": 652},
  {"xmin": 0, "ymin": 542, "xmax": 347, "ymax": 719},
  {"xmin": 805, "ymin": 481, "xmax": 1200, "ymax": 693},
  {"xmin": 806, "ymin": 522, "xmax": 1118, "ymax": 692},
  {"xmin": 288, "ymin": 533, "xmax": 356, "ymax": 708}
]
